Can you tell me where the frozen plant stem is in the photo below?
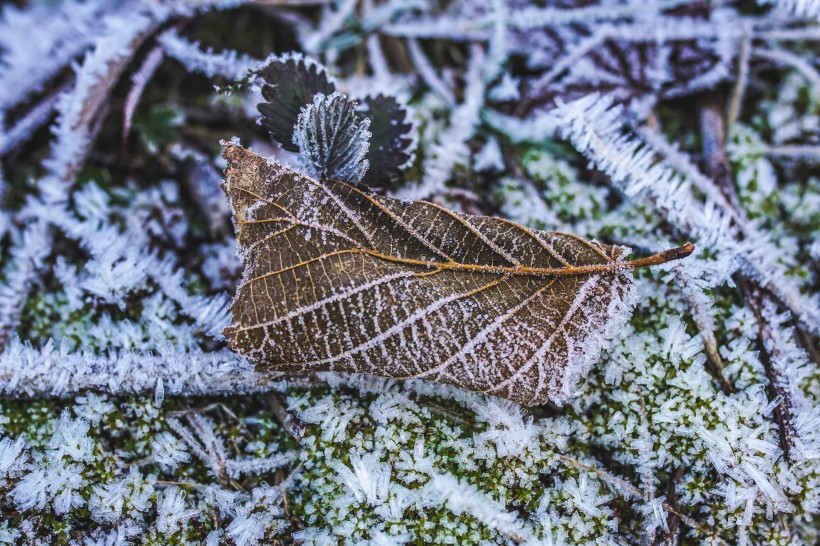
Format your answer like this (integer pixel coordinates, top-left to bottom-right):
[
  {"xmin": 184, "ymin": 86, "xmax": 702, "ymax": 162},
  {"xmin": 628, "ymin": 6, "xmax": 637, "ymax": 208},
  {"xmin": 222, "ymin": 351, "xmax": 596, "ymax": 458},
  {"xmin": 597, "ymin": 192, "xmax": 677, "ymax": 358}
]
[
  {"xmin": 741, "ymin": 281, "xmax": 797, "ymax": 460},
  {"xmin": 406, "ymin": 39, "xmax": 455, "ymax": 106},
  {"xmin": 653, "ymin": 467, "xmax": 684, "ymax": 545},
  {"xmin": 699, "ymin": 97, "xmax": 820, "ymax": 366},
  {"xmin": 0, "ymin": 83, "xmax": 66, "ymax": 158},
  {"xmin": 620, "ymin": 243, "xmax": 695, "ymax": 269},
  {"xmin": 726, "ymin": 23, "xmax": 751, "ymax": 132},
  {"xmin": 265, "ymin": 393, "xmax": 305, "ymax": 440},
  {"xmin": 47, "ymin": 17, "xmax": 160, "ymax": 184},
  {"xmin": 675, "ymin": 268, "xmax": 735, "ymax": 393},
  {"xmin": 122, "ymin": 45, "xmax": 165, "ymax": 152},
  {"xmin": 699, "ymin": 94, "xmax": 745, "ymax": 219}
]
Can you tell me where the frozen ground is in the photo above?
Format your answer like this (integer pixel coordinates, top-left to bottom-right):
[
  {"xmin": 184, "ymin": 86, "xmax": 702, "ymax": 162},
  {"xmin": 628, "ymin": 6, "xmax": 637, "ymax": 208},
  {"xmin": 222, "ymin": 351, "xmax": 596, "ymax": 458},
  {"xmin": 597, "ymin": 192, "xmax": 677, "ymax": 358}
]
[{"xmin": 0, "ymin": 0, "xmax": 818, "ymax": 544}]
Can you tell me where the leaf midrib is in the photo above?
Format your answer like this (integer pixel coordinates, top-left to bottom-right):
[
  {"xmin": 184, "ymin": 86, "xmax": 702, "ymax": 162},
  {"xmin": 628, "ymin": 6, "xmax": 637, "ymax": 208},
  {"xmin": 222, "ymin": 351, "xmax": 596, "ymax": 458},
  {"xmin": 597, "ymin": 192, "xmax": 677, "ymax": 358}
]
[{"xmin": 237, "ymin": 247, "xmax": 625, "ymax": 293}]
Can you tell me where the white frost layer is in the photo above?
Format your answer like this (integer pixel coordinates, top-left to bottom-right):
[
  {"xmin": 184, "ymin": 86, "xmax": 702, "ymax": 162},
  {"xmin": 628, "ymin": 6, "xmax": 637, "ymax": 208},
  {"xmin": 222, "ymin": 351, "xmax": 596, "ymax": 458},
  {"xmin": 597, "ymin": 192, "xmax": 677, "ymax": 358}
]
[
  {"xmin": 0, "ymin": 338, "xmax": 286, "ymax": 398},
  {"xmin": 759, "ymin": 0, "xmax": 820, "ymax": 19}
]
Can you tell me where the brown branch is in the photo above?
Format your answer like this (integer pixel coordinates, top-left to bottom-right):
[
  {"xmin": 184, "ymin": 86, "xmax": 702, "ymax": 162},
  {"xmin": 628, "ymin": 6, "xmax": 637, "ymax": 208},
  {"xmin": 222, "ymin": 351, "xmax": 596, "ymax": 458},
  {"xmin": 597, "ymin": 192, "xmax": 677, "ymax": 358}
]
[
  {"xmin": 699, "ymin": 94, "xmax": 745, "ymax": 219},
  {"xmin": 699, "ymin": 95, "xmax": 801, "ymax": 461},
  {"xmin": 701, "ymin": 97, "xmax": 819, "ymax": 357},
  {"xmin": 652, "ymin": 467, "xmax": 683, "ymax": 546},
  {"xmin": 265, "ymin": 393, "xmax": 306, "ymax": 441},
  {"xmin": 625, "ymin": 243, "xmax": 695, "ymax": 269},
  {"xmin": 740, "ymin": 281, "xmax": 798, "ymax": 460}
]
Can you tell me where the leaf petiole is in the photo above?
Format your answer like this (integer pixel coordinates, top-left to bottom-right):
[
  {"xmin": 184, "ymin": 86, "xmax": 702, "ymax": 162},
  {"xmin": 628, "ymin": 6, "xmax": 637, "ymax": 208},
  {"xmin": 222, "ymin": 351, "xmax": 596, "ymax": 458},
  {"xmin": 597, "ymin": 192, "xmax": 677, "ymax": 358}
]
[{"xmin": 623, "ymin": 242, "xmax": 695, "ymax": 269}]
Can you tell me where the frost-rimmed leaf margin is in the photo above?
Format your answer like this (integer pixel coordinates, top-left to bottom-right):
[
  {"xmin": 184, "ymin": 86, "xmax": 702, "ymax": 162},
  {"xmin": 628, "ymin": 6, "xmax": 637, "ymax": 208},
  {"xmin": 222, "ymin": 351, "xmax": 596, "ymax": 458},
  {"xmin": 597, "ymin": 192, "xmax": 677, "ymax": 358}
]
[
  {"xmin": 553, "ymin": 258, "xmax": 639, "ymax": 405},
  {"xmin": 358, "ymin": 93, "xmax": 418, "ymax": 187}
]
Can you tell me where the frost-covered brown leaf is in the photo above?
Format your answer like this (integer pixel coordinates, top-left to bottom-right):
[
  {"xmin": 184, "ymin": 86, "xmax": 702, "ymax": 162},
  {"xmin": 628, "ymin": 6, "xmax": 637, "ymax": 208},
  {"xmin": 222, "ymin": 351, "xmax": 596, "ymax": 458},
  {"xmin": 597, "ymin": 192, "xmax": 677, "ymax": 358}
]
[{"xmin": 221, "ymin": 144, "xmax": 693, "ymax": 405}]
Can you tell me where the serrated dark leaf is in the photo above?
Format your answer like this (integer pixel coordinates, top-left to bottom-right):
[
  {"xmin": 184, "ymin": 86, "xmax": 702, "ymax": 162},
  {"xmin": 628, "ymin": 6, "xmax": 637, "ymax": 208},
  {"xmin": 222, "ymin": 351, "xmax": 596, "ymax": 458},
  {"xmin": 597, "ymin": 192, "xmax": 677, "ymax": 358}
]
[
  {"xmin": 257, "ymin": 55, "xmax": 335, "ymax": 152},
  {"xmin": 294, "ymin": 92, "xmax": 371, "ymax": 184},
  {"xmin": 357, "ymin": 95, "xmax": 415, "ymax": 187},
  {"xmin": 221, "ymin": 144, "xmax": 694, "ymax": 406}
]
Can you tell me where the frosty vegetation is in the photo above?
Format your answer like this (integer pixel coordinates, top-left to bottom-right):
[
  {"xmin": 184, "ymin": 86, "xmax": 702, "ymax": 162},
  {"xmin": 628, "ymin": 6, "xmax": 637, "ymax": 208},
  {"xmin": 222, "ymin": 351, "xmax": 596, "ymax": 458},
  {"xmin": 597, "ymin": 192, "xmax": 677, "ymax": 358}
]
[{"xmin": 0, "ymin": 0, "xmax": 818, "ymax": 544}]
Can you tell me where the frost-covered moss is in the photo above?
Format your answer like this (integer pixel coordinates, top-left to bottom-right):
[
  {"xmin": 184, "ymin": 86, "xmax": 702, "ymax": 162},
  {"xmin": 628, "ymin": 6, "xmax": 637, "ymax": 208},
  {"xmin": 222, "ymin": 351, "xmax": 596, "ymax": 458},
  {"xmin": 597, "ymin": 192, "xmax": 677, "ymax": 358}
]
[{"xmin": 0, "ymin": 395, "xmax": 297, "ymax": 544}]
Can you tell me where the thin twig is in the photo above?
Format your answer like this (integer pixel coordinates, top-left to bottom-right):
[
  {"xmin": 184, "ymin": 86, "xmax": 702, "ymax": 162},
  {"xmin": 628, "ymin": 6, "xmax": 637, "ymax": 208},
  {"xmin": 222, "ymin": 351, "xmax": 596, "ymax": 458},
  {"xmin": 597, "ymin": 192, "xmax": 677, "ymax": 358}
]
[
  {"xmin": 754, "ymin": 47, "xmax": 820, "ymax": 91},
  {"xmin": 740, "ymin": 281, "xmax": 797, "ymax": 461},
  {"xmin": 698, "ymin": 95, "xmax": 804, "ymax": 458},
  {"xmin": 754, "ymin": 27, "xmax": 820, "ymax": 41},
  {"xmin": 652, "ymin": 467, "xmax": 683, "ymax": 546},
  {"xmin": 761, "ymin": 145, "xmax": 820, "ymax": 158},
  {"xmin": 699, "ymin": 94, "xmax": 745, "ymax": 218},
  {"xmin": 726, "ymin": 23, "xmax": 751, "ymax": 132},
  {"xmin": 674, "ymin": 268, "xmax": 735, "ymax": 393},
  {"xmin": 49, "ymin": 21, "xmax": 162, "ymax": 184},
  {"xmin": 636, "ymin": 123, "xmax": 746, "ymax": 225},
  {"xmin": 527, "ymin": 33, "xmax": 605, "ymax": 96},
  {"xmin": 698, "ymin": 94, "xmax": 820, "ymax": 365},
  {"xmin": 0, "ymin": 83, "xmax": 68, "ymax": 157},
  {"xmin": 155, "ymin": 480, "xmax": 212, "ymax": 489},
  {"xmin": 637, "ymin": 397, "xmax": 655, "ymax": 502},
  {"xmin": 406, "ymin": 38, "xmax": 455, "ymax": 106},
  {"xmin": 265, "ymin": 393, "xmax": 305, "ymax": 441}
]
